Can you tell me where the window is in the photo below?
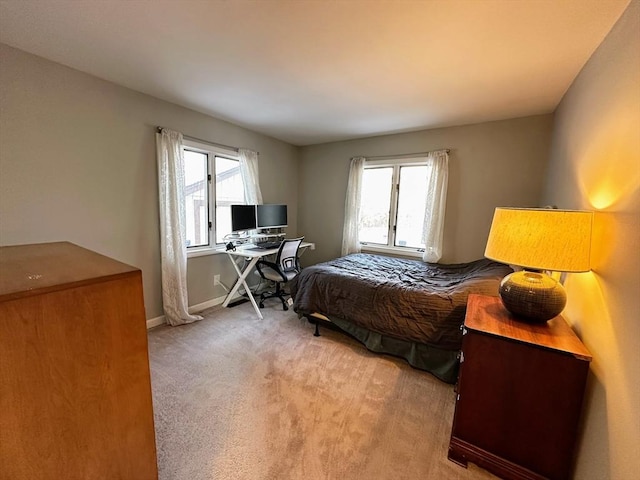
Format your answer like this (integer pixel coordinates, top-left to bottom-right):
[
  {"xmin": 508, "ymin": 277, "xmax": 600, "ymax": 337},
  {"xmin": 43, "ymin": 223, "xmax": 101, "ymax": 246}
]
[
  {"xmin": 183, "ymin": 139, "xmax": 246, "ymax": 255},
  {"xmin": 183, "ymin": 149, "xmax": 209, "ymax": 248},
  {"xmin": 359, "ymin": 158, "xmax": 433, "ymax": 253}
]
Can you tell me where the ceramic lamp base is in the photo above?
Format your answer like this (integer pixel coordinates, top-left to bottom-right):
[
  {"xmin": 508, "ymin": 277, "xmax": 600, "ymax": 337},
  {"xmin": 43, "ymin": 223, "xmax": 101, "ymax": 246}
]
[{"xmin": 499, "ymin": 270, "xmax": 566, "ymax": 323}]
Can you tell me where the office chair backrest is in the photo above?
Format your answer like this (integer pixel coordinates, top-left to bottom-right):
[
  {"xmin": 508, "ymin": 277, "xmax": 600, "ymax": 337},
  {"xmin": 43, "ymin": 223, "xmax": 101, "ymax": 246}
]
[{"xmin": 277, "ymin": 237, "xmax": 304, "ymax": 273}]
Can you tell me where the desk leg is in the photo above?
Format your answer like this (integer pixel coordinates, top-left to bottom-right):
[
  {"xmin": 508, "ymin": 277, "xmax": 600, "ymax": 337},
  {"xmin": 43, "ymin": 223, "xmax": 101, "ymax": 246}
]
[{"xmin": 222, "ymin": 255, "xmax": 263, "ymax": 320}]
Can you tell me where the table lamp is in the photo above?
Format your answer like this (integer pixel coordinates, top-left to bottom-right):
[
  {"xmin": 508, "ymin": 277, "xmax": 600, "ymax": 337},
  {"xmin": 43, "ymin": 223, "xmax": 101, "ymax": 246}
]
[{"xmin": 484, "ymin": 207, "xmax": 593, "ymax": 323}]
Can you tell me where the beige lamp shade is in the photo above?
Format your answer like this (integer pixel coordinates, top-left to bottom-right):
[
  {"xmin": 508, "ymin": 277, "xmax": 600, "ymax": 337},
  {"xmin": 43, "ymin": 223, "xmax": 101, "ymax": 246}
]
[
  {"xmin": 485, "ymin": 208, "xmax": 593, "ymax": 273},
  {"xmin": 484, "ymin": 207, "xmax": 593, "ymax": 322}
]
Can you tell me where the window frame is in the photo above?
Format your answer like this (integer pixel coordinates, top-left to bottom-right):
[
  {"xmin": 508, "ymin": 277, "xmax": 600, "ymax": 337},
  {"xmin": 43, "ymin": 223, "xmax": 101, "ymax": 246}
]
[
  {"xmin": 359, "ymin": 156, "xmax": 429, "ymax": 258},
  {"xmin": 182, "ymin": 139, "xmax": 242, "ymax": 258}
]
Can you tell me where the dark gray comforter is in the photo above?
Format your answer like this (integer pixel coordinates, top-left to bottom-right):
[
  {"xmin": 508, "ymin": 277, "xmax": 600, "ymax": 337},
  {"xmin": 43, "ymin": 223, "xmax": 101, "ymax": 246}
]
[{"xmin": 290, "ymin": 254, "xmax": 512, "ymax": 351}]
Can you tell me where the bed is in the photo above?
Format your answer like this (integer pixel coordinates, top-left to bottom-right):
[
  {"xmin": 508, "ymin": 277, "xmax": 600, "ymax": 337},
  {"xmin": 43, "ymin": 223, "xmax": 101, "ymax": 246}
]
[{"xmin": 289, "ymin": 253, "xmax": 513, "ymax": 383}]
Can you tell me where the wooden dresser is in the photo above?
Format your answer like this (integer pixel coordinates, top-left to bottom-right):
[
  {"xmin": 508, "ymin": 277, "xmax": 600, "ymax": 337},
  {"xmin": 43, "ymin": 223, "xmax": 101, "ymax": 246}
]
[
  {"xmin": 448, "ymin": 294, "xmax": 591, "ymax": 480},
  {"xmin": 0, "ymin": 242, "xmax": 158, "ymax": 480}
]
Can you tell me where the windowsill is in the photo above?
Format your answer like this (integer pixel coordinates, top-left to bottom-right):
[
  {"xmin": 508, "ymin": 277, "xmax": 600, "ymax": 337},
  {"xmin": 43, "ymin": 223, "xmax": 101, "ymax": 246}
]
[
  {"xmin": 187, "ymin": 246, "xmax": 227, "ymax": 258},
  {"xmin": 360, "ymin": 244, "xmax": 424, "ymax": 259}
]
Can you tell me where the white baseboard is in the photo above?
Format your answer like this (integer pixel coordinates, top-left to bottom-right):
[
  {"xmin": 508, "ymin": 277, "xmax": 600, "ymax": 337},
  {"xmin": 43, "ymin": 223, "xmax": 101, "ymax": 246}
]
[
  {"xmin": 188, "ymin": 295, "xmax": 226, "ymax": 314},
  {"xmin": 146, "ymin": 293, "xmax": 240, "ymax": 330},
  {"xmin": 146, "ymin": 315, "xmax": 166, "ymax": 329}
]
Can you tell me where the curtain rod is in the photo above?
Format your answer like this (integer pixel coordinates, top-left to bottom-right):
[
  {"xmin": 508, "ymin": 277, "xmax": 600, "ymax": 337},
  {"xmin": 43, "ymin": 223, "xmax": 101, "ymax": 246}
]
[
  {"xmin": 363, "ymin": 149, "xmax": 450, "ymax": 161},
  {"xmin": 157, "ymin": 127, "xmax": 259, "ymax": 155}
]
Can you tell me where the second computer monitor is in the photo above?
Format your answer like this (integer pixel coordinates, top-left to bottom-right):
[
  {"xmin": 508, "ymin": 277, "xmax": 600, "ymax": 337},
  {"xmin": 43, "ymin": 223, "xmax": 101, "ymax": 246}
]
[
  {"xmin": 257, "ymin": 204, "xmax": 287, "ymax": 229},
  {"xmin": 230, "ymin": 204, "xmax": 257, "ymax": 232}
]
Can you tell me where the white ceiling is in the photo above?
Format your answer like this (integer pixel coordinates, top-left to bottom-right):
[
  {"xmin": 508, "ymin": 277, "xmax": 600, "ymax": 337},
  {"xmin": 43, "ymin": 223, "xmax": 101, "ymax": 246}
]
[{"xmin": 0, "ymin": 0, "xmax": 630, "ymax": 146}]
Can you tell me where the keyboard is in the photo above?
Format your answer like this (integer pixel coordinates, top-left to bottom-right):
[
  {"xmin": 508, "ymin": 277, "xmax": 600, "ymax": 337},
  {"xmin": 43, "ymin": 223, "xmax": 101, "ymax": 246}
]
[{"xmin": 255, "ymin": 240, "xmax": 282, "ymax": 249}]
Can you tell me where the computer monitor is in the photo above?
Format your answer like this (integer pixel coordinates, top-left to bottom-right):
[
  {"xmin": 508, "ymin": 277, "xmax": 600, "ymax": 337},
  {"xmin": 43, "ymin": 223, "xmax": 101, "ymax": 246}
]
[
  {"xmin": 230, "ymin": 204, "xmax": 257, "ymax": 232},
  {"xmin": 256, "ymin": 204, "xmax": 287, "ymax": 229}
]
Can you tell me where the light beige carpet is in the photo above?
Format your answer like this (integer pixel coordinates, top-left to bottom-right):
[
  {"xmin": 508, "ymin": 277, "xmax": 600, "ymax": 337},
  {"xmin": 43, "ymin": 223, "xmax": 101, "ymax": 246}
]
[{"xmin": 148, "ymin": 302, "xmax": 497, "ymax": 480}]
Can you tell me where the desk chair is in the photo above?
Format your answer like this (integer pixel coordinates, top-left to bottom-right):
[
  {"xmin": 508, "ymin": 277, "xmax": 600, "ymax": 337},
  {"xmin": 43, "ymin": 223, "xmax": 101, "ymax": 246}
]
[{"xmin": 255, "ymin": 237, "xmax": 304, "ymax": 311}]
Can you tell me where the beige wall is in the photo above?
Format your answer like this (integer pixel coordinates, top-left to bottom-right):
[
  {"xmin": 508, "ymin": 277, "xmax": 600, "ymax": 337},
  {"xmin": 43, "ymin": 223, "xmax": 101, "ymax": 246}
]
[
  {"xmin": 298, "ymin": 115, "xmax": 554, "ymax": 265},
  {"xmin": 0, "ymin": 44, "xmax": 300, "ymax": 319},
  {"xmin": 1, "ymin": 5, "xmax": 637, "ymax": 477},
  {"xmin": 541, "ymin": 1, "xmax": 640, "ymax": 479}
]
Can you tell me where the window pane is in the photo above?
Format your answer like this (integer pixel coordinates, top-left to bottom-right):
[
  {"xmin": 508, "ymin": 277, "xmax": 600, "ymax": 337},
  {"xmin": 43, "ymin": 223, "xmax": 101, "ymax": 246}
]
[
  {"xmin": 359, "ymin": 167, "xmax": 393, "ymax": 245},
  {"xmin": 215, "ymin": 156, "xmax": 246, "ymax": 244},
  {"xmin": 184, "ymin": 150, "xmax": 209, "ymax": 248},
  {"xmin": 395, "ymin": 165, "xmax": 429, "ymax": 248}
]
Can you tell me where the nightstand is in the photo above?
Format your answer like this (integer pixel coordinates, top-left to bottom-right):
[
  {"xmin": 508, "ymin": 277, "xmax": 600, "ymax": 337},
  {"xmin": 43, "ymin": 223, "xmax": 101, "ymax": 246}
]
[{"xmin": 448, "ymin": 294, "xmax": 591, "ymax": 480}]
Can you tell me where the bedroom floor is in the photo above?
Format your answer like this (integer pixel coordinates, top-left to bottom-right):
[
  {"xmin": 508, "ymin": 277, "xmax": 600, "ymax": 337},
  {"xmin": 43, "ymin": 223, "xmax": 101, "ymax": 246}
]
[{"xmin": 147, "ymin": 301, "xmax": 498, "ymax": 480}]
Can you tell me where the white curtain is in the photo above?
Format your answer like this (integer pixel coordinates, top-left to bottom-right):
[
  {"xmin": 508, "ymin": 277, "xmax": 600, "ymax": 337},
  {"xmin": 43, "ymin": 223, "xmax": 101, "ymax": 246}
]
[
  {"xmin": 422, "ymin": 150, "xmax": 449, "ymax": 263},
  {"xmin": 156, "ymin": 128, "xmax": 203, "ymax": 326},
  {"xmin": 238, "ymin": 148, "xmax": 263, "ymax": 204},
  {"xmin": 341, "ymin": 156, "xmax": 366, "ymax": 256}
]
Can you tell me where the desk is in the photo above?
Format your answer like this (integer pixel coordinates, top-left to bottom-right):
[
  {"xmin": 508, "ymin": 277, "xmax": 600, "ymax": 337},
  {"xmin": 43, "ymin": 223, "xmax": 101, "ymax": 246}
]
[{"xmin": 219, "ymin": 241, "xmax": 314, "ymax": 319}]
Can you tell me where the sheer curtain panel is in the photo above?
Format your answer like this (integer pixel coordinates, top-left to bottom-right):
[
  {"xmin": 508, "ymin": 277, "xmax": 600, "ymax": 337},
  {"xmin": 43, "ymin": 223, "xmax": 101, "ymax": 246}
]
[
  {"xmin": 156, "ymin": 128, "xmax": 203, "ymax": 326},
  {"xmin": 422, "ymin": 151, "xmax": 449, "ymax": 263},
  {"xmin": 239, "ymin": 148, "xmax": 263, "ymax": 205},
  {"xmin": 341, "ymin": 156, "xmax": 366, "ymax": 256}
]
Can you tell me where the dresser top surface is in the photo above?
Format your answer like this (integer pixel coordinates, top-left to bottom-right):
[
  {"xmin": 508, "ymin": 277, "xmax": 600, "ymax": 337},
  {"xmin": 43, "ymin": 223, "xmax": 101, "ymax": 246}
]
[
  {"xmin": 465, "ymin": 294, "xmax": 592, "ymax": 360},
  {"xmin": 0, "ymin": 242, "xmax": 139, "ymax": 301}
]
